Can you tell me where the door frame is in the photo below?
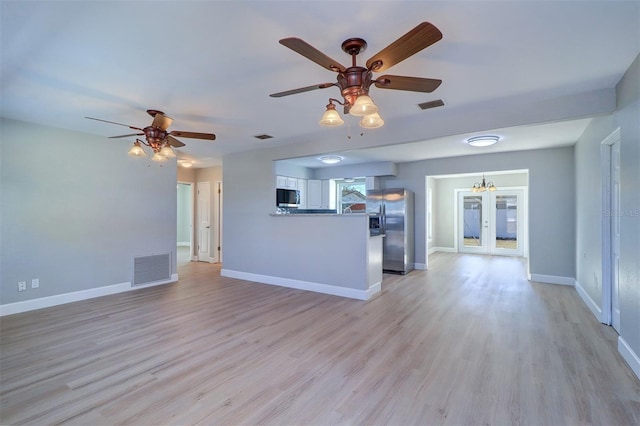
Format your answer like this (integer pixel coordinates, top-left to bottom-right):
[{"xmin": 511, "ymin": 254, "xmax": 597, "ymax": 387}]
[
  {"xmin": 196, "ymin": 181, "xmax": 214, "ymax": 263},
  {"xmin": 456, "ymin": 191, "xmax": 489, "ymax": 254},
  {"xmin": 214, "ymin": 180, "xmax": 223, "ymax": 263},
  {"xmin": 601, "ymin": 127, "xmax": 621, "ymax": 326},
  {"xmin": 177, "ymin": 181, "xmax": 197, "ymax": 261},
  {"xmin": 454, "ymin": 186, "xmax": 528, "ymax": 256}
]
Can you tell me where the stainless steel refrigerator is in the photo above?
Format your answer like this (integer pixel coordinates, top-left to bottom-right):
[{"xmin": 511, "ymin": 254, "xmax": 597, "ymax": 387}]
[{"xmin": 366, "ymin": 188, "xmax": 414, "ymax": 274}]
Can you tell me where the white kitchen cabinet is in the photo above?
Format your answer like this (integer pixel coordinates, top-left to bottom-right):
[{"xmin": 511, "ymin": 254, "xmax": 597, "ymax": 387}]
[
  {"xmin": 307, "ymin": 179, "xmax": 331, "ymax": 209},
  {"xmin": 297, "ymin": 178, "xmax": 307, "ymax": 209},
  {"xmin": 307, "ymin": 179, "xmax": 322, "ymax": 209},
  {"xmin": 321, "ymin": 179, "xmax": 331, "ymax": 209},
  {"xmin": 276, "ymin": 175, "xmax": 297, "ymax": 190}
]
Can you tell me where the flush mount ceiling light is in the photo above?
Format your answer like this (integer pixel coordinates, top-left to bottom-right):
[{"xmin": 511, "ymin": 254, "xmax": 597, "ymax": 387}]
[
  {"xmin": 466, "ymin": 135, "xmax": 500, "ymax": 147},
  {"xmin": 178, "ymin": 160, "xmax": 193, "ymax": 168},
  {"xmin": 319, "ymin": 155, "xmax": 343, "ymax": 164}
]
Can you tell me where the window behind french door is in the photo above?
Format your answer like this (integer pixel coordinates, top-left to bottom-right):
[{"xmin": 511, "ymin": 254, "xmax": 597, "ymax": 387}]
[{"xmin": 457, "ymin": 189, "xmax": 525, "ymax": 257}]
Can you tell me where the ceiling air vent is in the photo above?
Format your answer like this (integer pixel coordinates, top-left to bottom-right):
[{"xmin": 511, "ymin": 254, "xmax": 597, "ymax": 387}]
[
  {"xmin": 254, "ymin": 134, "xmax": 273, "ymax": 140},
  {"xmin": 418, "ymin": 99, "xmax": 445, "ymax": 110}
]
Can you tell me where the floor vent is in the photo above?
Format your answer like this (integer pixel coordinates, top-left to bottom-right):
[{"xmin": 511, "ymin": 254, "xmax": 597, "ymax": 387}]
[{"xmin": 132, "ymin": 253, "xmax": 171, "ymax": 286}]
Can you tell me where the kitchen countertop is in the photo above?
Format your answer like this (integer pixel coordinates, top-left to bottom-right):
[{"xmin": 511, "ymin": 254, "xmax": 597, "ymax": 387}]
[{"xmin": 269, "ymin": 213, "xmax": 368, "ymax": 217}]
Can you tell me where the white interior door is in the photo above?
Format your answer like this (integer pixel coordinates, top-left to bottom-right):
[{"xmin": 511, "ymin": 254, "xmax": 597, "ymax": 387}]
[
  {"xmin": 214, "ymin": 181, "xmax": 223, "ymax": 263},
  {"xmin": 458, "ymin": 189, "xmax": 524, "ymax": 257},
  {"xmin": 458, "ymin": 192, "xmax": 489, "ymax": 254},
  {"xmin": 197, "ymin": 181, "xmax": 211, "ymax": 262},
  {"xmin": 611, "ymin": 140, "xmax": 621, "ymax": 332},
  {"xmin": 489, "ymin": 190, "xmax": 524, "ymax": 257}
]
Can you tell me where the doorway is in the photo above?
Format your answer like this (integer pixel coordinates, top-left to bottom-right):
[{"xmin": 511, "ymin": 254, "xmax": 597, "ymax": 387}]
[
  {"xmin": 177, "ymin": 182, "xmax": 193, "ymax": 264},
  {"xmin": 197, "ymin": 181, "xmax": 212, "ymax": 263},
  {"xmin": 456, "ymin": 189, "xmax": 526, "ymax": 257},
  {"xmin": 601, "ymin": 128, "xmax": 621, "ymax": 331}
]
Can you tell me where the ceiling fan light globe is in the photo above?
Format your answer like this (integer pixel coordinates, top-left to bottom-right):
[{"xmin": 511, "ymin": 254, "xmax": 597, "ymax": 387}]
[
  {"xmin": 151, "ymin": 152, "xmax": 167, "ymax": 162},
  {"xmin": 128, "ymin": 141, "xmax": 147, "ymax": 157},
  {"xmin": 360, "ymin": 112, "xmax": 384, "ymax": 129},
  {"xmin": 350, "ymin": 95, "xmax": 378, "ymax": 117},
  {"xmin": 319, "ymin": 108, "xmax": 344, "ymax": 126},
  {"xmin": 160, "ymin": 144, "xmax": 176, "ymax": 158}
]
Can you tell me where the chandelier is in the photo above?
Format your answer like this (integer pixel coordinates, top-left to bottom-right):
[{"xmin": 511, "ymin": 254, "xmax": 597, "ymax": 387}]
[{"xmin": 472, "ymin": 174, "xmax": 497, "ymax": 192}]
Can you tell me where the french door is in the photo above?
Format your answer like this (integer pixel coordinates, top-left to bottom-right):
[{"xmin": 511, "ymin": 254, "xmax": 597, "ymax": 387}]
[{"xmin": 457, "ymin": 189, "xmax": 525, "ymax": 257}]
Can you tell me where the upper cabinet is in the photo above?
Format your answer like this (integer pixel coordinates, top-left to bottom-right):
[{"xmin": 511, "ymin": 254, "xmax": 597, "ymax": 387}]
[
  {"xmin": 307, "ymin": 179, "xmax": 331, "ymax": 209},
  {"xmin": 297, "ymin": 178, "xmax": 307, "ymax": 209},
  {"xmin": 276, "ymin": 175, "xmax": 298, "ymax": 190}
]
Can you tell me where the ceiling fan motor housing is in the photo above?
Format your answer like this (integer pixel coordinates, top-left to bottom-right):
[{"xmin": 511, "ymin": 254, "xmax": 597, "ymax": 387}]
[
  {"xmin": 338, "ymin": 67, "xmax": 373, "ymax": 111},
  {"xmin": 144, "ymin": 127, "xmax": 167, "ymax": 149}
]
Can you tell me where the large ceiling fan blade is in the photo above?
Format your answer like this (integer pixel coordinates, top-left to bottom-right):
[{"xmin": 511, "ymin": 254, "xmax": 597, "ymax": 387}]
[
  {"xmin": 279, "ymin": 38, "xmax": 346, "ymax": 72},
  {"xmin": 151, "ymin": 113, "xmax": 173, "ymax": 130},
  {"xmin": 85, "ymin": 116, "xmax": 144, "ymax": 131},
  {"xmin": 270, "ymin": 82, "xmax": 335, "ymax": 98},
  {"xmin": 169, "ymin": 130, "xmax": 216, "ymax": 140},
  {"xmin": 366, "ymin": 22, "xmax": 442, "ymax": 72},
  {"xmin": 166, "ymin": 135, "xmax": 186, "ymax": 147},
  {"xmin": 374, "ymin": 75, "xmax": 442, "ymax": 93},
  {"xmin": 108, "ymin": 133, "xmax": 144, "ymax": 138}
]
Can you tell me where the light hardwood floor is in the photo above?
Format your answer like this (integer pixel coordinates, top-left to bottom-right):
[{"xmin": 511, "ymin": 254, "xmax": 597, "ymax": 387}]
[{"xmin": 1, "ymin": 253, "xmax": 639, "ymax": 425}]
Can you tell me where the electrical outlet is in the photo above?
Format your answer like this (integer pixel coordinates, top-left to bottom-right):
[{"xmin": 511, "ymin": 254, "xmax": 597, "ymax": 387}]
[
  {"xmin": 18, "ymin": 281, "xmax": 27, "ymax": 292},
  {"xmin": 31, "ymin": 278, "xmax": 39, "ymax": 288}
]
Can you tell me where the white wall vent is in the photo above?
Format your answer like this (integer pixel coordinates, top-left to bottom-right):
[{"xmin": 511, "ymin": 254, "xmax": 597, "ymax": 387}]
[{"xmin": 132, "ymin": 253, "xmax": 171, "ymax": 286}]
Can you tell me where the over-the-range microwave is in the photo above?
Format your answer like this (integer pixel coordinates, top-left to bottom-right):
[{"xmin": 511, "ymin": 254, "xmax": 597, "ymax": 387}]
[{"xmin": 276, "ymin": 188, "xmax": 300, "ymax": 207}]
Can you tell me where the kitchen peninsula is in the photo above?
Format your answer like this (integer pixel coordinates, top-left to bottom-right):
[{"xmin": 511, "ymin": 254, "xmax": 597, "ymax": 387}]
[{"xmin": 225, "ymin": 212, "xmax": 383, "ymax": 300}]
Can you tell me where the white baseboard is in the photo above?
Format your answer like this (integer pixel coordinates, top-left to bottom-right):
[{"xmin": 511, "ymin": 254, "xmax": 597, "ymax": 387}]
[
  {"xmin": 177, "ymin": 242, "xmax": 190, "ymax": 247},
  {"xmin": 432, "ymin": 247, "xmax": 456, "ymax": 253},
  {"xmin": 618, "ymin": 336, "xmax": 640, "ymax": 381},
  {"xmin": 574, "ymin": 280, "xmax": 603, "ymax": 322},
  {"xmin": 0, "ymin": 274, "xmax": 178, "ymax": 317},
  {"xmin": 220, "ymin": 269, "xmax": 378, "ymax": 301},
  {"xmin": 529, "ymin": 273, "xmax": 575, "ymax": 286}
]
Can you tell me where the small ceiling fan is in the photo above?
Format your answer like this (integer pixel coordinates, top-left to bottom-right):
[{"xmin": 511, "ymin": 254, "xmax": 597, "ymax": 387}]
[
  {"xmin": 85, "ymin": 109, "xmax": 216, "ymax": 154},
  {"xmin": 270, "ymin": 22, "xmax": 443, "ymax": 127}
]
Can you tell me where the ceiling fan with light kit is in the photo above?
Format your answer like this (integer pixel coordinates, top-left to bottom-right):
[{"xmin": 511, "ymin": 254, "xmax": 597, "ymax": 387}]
[
  {"xmin": 85, "ymin": 109, "xmax": 216, "ymax": 162},
  {"xmin": 270, "ymin": 22, "xmax": 444, "ymax": 129}
]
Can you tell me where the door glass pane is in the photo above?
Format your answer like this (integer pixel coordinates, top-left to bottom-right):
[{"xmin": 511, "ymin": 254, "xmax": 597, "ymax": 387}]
[
  {"xmin": 495, "ymin": 195, "xmax": 518, "ymax": 249},
  {"xmin": 463, "ymin": 196, "xmax": 482, "ymax": 247}
]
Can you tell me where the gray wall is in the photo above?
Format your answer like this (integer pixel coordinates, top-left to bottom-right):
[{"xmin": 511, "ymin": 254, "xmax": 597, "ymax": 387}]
[
  {"xmin": 574, "ymin": 54, "xmax": 640, "ymax": 365},
  {"xmin": 224, "ymin": 144, "xmax": 575, "ymax": 280},
  {"xmin": 1, "ymin": 118, "xmax": 177, "ymax": 305},
  {"xmin": 177, "ymin": 183, "xmax": 191, "ymax": 244},
  {"xmin": 378, "ymin": 148, "xmax": 575, "ymax": 278},
  {"xmin": 432, "ymin": 172, "xmax": 528, "ymax": 249}
]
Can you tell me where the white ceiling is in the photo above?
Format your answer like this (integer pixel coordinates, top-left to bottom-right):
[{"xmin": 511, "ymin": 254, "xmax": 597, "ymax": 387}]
[{"xmin": 1, "ymin": 1, "xmax": 638, "ymax": 168}]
